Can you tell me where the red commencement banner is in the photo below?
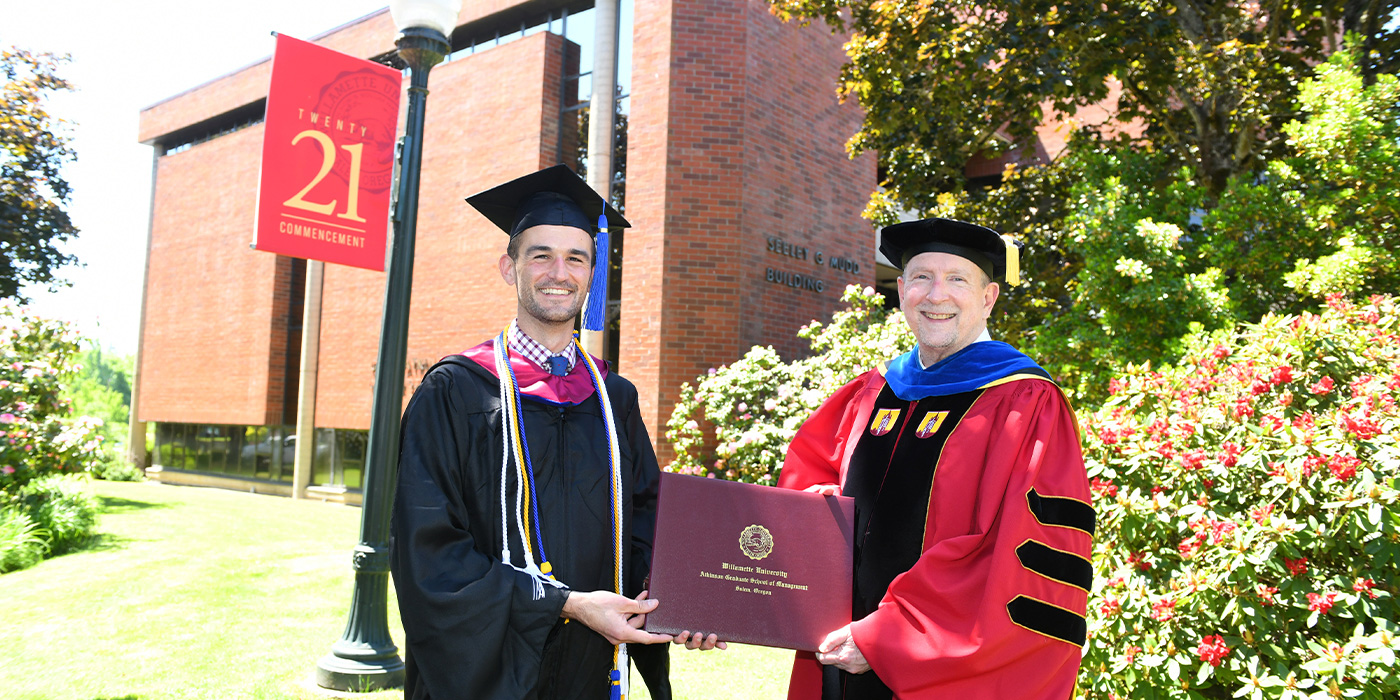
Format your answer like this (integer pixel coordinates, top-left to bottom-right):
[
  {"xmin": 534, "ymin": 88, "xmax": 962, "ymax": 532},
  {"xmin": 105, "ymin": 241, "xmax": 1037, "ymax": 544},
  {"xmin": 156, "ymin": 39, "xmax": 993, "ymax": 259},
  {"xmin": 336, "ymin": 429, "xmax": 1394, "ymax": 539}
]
[{"xmin": 254, "ymin": 34, "xmax": 402, "ymax": 271}]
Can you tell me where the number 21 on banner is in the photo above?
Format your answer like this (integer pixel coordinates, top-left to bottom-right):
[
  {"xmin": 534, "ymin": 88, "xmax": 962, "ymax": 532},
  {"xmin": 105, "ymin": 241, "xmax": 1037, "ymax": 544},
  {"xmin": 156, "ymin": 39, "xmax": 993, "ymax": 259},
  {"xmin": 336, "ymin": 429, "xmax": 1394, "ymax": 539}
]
[{"xmin": 283, "ymin": 130, "xmax": 367, "ymax": 223}]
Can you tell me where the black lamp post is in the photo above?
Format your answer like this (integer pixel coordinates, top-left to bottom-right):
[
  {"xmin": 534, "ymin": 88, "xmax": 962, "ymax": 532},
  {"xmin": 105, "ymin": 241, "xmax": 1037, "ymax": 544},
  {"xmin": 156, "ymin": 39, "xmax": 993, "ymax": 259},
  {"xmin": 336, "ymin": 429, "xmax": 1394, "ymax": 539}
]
[{"xmin": 315, "ymin": 0, "xmax": 459, "ymax": 691}]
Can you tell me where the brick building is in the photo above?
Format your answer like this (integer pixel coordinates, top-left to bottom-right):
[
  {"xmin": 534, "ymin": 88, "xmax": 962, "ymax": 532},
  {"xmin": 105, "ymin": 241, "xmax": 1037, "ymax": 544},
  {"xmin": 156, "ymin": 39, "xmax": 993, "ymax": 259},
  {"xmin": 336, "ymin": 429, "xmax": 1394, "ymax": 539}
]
[{"xmin": 134, "ymin": 0, "xmax": 878, "ymax": 497}]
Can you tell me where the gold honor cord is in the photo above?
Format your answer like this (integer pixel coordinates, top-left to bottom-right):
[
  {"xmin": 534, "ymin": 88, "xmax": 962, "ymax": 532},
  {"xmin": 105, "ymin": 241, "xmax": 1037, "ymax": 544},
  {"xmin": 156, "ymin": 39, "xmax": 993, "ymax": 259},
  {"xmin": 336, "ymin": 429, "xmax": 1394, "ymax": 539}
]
[
  {"xmin": 573, "ymin": 336, "xmax": 629, "ymax": 700},
  {"xmin": 493, "ymin": 329, "xmax": 630, "ymax": 696},
  {"xmin": 494, "ymin": 331, "xmax": 566, "ymax": 599}
]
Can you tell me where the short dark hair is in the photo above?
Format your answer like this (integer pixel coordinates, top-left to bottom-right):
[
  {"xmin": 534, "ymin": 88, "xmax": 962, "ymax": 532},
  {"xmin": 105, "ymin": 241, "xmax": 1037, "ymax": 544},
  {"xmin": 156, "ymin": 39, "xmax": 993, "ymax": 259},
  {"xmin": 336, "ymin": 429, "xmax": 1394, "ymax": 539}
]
[{"xmin": 504, "ymin": 229, "xmax": 597, "ymax": 266}]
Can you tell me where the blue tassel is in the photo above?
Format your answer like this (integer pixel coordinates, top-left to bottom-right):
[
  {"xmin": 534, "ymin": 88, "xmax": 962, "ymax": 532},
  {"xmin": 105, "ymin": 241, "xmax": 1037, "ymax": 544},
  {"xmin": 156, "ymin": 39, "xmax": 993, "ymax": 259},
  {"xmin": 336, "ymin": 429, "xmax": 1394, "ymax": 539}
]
[
  {"xmin": 582, "ymin": 214, "xmax": 610, "ymax": 332},
  {"xmin": 610, "ymin": 669, "xmax": 622, "ymax": 700}
]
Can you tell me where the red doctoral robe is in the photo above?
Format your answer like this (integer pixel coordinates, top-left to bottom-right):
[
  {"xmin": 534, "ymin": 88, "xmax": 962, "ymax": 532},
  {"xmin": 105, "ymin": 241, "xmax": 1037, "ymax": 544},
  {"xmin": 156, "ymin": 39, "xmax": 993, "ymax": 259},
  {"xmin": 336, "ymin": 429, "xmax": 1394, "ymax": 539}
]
[{"xmin": 778, "ymin": 347, "xmax": 1093, "ymax": 700}]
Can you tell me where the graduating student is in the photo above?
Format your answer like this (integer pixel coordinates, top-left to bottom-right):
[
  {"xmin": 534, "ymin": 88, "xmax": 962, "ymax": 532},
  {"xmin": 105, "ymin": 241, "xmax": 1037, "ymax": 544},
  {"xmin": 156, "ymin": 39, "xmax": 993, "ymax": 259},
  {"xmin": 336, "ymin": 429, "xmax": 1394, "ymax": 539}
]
[
  {"xmin": 778, "ymin": 218, "xmax": 1095, "ymax": 700},
  {"xmin": 390, "ymin": 165, "xmax": 697, "ymax": 700}
]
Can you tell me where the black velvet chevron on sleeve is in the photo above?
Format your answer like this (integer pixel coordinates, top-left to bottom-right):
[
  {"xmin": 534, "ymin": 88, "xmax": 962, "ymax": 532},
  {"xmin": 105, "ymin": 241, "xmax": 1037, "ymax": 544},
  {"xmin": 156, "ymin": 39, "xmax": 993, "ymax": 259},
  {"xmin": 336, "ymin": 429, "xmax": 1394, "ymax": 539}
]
[{"xmin": 1026, "ymin": 488, "xmax": 1096, "ymax": 536}]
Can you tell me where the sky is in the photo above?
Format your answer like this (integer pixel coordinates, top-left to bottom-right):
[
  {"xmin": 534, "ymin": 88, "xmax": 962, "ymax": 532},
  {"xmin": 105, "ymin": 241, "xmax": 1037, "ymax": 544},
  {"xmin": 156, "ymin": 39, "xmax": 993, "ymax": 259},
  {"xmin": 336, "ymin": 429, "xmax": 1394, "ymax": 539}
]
[{"xmin": 3, "ymin": 0, "xmax": 393, "ymax": 355}]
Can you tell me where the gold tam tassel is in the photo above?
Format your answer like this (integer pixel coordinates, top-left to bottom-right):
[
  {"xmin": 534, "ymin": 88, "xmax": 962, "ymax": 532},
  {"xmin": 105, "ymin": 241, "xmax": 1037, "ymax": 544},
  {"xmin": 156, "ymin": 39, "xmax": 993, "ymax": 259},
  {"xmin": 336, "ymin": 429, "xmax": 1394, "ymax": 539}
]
[{"xmin": 1001, "ymin": 234, "xmax": 1021, "ymax": 286}]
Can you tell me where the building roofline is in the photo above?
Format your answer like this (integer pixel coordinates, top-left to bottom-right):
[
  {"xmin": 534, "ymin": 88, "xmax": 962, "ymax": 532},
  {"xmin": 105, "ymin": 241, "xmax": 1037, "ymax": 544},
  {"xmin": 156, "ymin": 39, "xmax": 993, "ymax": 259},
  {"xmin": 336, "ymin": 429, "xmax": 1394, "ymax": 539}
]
[{"xmin": 139, "ymin": 7, "xmax": 391, "ymax": 114}]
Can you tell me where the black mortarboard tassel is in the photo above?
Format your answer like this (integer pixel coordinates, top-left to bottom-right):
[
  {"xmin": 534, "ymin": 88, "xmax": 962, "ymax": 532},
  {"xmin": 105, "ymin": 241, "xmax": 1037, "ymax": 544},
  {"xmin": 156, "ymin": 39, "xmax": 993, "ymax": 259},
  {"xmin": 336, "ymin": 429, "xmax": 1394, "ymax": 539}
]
[
  {"xmin": 879, "ymin": 217, "xmax": 1021, "ymax": 285},
  {"xmin": 465, "ymin": 164, "xmax": 629, "ymax": 237}
]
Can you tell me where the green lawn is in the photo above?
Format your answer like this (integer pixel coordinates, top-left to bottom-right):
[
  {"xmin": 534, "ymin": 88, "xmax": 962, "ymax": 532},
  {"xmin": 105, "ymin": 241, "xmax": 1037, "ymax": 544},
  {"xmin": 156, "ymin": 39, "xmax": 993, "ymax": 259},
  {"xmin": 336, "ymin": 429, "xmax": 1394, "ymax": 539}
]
[{"xmin": 3, "ymin": 480, "xmax": 793, "ymax": 699}]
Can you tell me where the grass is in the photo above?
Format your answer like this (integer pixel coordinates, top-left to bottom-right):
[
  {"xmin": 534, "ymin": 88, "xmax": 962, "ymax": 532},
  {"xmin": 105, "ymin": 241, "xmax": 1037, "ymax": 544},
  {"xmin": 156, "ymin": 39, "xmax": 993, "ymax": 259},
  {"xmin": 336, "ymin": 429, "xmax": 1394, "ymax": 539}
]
[{"xmin": 3, "ymin": 480, "xmax": 794, "ymax": 699}]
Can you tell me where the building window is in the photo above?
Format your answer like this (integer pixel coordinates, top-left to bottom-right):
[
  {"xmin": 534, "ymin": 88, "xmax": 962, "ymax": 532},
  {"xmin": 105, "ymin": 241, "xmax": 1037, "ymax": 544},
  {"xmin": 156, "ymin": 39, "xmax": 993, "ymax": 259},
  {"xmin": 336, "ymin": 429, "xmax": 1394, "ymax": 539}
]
[{"xmin": 153, "ymin": 422, "xmax": 368, "ymax": 490}]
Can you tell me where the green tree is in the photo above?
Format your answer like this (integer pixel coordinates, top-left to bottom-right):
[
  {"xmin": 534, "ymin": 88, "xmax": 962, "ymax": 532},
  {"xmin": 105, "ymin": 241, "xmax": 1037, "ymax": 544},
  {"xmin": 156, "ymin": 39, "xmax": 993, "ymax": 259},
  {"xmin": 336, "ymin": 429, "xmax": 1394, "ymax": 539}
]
[
  {"xmin": 67, "ymin": 345, "xmax": 132, "ymax": 448},
  {"xmin": 769, "ymin": 0, "xmax": 1397, "ymax": 207},
  {"xmin": 0, "ymin": 301, "xmax": 104, "ymax": 494},
  {"xmin": 927, "ymin": 50, "xmax": 1399, "ymax": 399},
  {"xmin": 1, "ymin": 48, "xmax": 78, "ymax": 301}
]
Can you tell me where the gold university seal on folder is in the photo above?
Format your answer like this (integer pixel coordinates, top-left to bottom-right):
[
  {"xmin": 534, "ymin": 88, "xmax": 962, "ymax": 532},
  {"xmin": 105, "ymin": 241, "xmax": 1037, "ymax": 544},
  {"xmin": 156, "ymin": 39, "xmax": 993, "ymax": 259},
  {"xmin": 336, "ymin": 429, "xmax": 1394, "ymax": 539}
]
[{"xmin": 739, "ymin": 524, "xmax": 774, "ymax": 560}]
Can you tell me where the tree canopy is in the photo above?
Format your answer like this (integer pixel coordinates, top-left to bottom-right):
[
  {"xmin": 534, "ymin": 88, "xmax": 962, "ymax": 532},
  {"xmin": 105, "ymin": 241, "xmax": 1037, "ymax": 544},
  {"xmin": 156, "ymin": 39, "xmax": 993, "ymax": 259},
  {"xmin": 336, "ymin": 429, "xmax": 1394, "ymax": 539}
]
[
  {"xmin": 768, "ymin": 0, "xmax": 1399, "ymax": 208},
  {"xmin": 1, "ymin": 48, "xmax": 78, "ymax": 302}
]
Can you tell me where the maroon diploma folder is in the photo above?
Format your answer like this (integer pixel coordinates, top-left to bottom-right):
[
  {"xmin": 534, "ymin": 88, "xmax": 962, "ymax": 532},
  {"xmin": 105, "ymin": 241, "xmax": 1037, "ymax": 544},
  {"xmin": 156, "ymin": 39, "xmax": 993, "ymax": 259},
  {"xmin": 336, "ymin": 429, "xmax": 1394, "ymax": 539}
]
[{"xmin": 644, "ymin": 473, "xmax": 854, "ymax": 651}]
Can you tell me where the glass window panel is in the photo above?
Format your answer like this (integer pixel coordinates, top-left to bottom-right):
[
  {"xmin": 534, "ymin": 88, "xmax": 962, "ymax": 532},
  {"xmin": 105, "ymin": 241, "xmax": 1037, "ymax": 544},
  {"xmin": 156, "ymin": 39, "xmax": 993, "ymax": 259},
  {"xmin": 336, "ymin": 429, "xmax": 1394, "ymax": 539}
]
[
  {"xmin": 253, "ymin": 426, "xmax": 270, "ymax": 479},
  {"xmin": 193, "ymin": 424, "xmax": 214, "ymax": 473},
  {"xmin": 312, "ymin": 427, "xmax": 334, "ymax": 486},
  {"xmin": 176, "ymin": 423, "xmax": 191, "ymax": 470},
  {"xmin": 155, "ymin": 422, "xmax": 173, "ymax": 468},
  {"xmin": 338, "ymin": 430, "xmax": 368, "ymax": 490}
]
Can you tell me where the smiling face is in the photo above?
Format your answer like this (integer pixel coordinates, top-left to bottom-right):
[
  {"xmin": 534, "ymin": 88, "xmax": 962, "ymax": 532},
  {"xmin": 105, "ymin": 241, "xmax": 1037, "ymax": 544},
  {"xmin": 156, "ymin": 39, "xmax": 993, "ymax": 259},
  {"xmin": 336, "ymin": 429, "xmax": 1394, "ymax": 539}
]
[
  {"xmin": 499, "ymin": 224, "xmax": 594, "ymax": 341},
  {"xmin": 897, "ymin": 251, "xmax": 1000, "ymax": 367}
]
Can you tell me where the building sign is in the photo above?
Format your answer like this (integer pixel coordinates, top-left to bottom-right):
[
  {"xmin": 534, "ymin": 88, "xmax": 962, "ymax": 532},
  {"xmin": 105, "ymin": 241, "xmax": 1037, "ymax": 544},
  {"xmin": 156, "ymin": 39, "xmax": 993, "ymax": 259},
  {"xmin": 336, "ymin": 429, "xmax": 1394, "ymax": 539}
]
[
  {"xmin": 253, "ymin": 34, "xmax": 402, "ymax": 271},
  {"xmin": 764, "ymin": 235, "xmax": 864, "ymax": 294}
]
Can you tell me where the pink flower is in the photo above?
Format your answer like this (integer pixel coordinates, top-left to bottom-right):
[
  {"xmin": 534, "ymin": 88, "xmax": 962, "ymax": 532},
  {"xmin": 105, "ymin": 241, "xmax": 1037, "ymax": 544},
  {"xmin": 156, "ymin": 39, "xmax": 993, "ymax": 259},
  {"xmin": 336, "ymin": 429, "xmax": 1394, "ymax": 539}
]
[
  {"xmin": 1180, "ymin": 449, "xmax": 1208, "ymax": 471},
  {"xmin": 1271, "ymin": 365, "xmax": 1295, "ymax": 385},
  {"xmin": 1302, "ymin": 455, "xmax": 1326, "ymax": 477},
  {"xmin": 1250, "ymin": 505, "xmax": 1274, "ymax": 524},
  {"xmin": 1211, "ymin": 344, "xmax": 1231, "ymax": 360},
  {"xmin": 0, "ymin": 465, "xmax": 13, "ymax": 475},
  {"xmin": 1341, "ymin": 413, "xmax": 1381, "ymax": 441},
  {"xmin": 1125, "ymin": 645, "xmax": 1142, "ymax": 663},
  {"xmin": 1307, "ymin": 591, "xmax": 1338, "ymax": 614},
  {"xmin": 1090, "ymin": 477, "xmax": 1118, "ymax": 499},
  {"xmin": 0, "ymin": 412, "xmax": 14, "ymax": 424},
  {"xmin": 1179, "ymin": 536, "xmax": 1204, "ymax": 558},
  {"xmin": 1218, "ymin": 442, "xmax": 1241, "ymax": 467},
  {"xmin": 1256, "ymin": 585, "xmax": 1278, "ymax": 606},
  {"xmin": 1197, "ymin": 635, "xmax": 1231, "ymax": 666},
  {"xmin": 1353, "ymin": 578, "xmax": 1378, "ymax": 599},
  {"xmin": 1309, "ymin": 376, "xmax": 1335, "ymax": 395},
  {"xmin": 1099, "ymin": 597, "xmax": 1122, "ymax": 617},
  {"xmin": 1285, "ymin": 557, "xmax": 1308, "ymax": 576},
  {"xmin": 1328, "ymin": 455, "xmax": 1360, "ymax": 482},
  {"xmin": 1097, "ymin": 425, "xmax": 1120, "ymax": 445},
  {"xmin": 1150, "ymin": 599, "xmax": 1176, "ymax": 621}
]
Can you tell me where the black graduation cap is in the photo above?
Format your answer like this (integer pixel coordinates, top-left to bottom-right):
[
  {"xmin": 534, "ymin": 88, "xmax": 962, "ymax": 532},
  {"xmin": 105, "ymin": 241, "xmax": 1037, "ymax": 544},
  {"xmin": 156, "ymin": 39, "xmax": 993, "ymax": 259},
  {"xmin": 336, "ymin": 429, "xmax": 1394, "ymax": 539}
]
[
  {"xmin": 465, "ymin": 164, "xmax": 630, "ymax": 237},
  {"xmin": 879, "ymin": 217, "xmax": 1021, "ymax": 285}
]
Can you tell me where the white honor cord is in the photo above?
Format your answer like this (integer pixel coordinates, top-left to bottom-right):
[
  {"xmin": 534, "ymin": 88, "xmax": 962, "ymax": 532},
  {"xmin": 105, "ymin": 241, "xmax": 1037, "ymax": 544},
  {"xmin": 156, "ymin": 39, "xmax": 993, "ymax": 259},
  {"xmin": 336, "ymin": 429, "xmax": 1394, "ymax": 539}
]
[
  {"xmin": 494, "ymin": 333, "xmax": 568, "ymax": 600},
  {"xmin": 618, "ymin": 644, "xmax": 630, "ymax": 698}
]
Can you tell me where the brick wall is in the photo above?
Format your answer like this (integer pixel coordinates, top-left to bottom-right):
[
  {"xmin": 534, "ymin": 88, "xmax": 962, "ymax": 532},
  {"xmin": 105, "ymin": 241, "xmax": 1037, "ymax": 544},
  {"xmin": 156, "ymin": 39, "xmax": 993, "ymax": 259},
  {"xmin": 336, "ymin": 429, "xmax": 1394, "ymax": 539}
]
[
  {"xmin": 314, "ymin": 32, "xmax": 580, "ymax": 429},
  {"xmin": 739, "ymin": 0, "xmax": 876, "ymax": 360},
  {"xmin": 139, "ymin": 1, "xmax": 591, "ymax": 145},
  {"xmin": 136, "ymin": 124, "xmax": 292, "ymax": 425},
  {"xmin": 135, "ymin": 1, "xmax": 877, "ymax": 466},
  {"xmin": 624, "ymin": 0, "xmax": 875, "ymax": 465}
]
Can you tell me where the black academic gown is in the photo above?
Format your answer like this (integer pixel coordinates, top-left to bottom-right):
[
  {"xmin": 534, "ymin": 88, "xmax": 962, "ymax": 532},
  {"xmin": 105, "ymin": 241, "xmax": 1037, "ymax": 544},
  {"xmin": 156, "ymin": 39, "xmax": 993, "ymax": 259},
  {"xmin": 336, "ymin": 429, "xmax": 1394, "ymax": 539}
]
[{"xmin": 390, "ymin": 351, "xmax": 670, "ymax": 700}]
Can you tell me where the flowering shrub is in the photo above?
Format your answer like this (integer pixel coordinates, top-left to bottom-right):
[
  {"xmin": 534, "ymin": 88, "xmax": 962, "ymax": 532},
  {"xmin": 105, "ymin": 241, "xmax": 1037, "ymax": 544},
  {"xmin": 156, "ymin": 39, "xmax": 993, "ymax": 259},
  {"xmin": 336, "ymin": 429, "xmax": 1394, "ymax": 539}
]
[
  {"xmin": 1081, "ymin": 294, "xmax": 1399, "ymax": 698},
  {"xmin": 0, "ymin": 301, "xmax": 106, "ymax": 496},
  {"xmin": 666, "ymin": 285, "xmax": 913, "ymax": 483}
]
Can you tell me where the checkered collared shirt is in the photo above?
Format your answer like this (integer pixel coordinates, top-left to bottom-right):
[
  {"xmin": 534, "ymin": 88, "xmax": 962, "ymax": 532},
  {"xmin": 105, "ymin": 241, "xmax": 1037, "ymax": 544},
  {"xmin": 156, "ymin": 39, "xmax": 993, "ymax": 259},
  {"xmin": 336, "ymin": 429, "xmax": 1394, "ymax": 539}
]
[{"xmin": 507, "ymin": 319, "xmax": 577, "ymax": 374}]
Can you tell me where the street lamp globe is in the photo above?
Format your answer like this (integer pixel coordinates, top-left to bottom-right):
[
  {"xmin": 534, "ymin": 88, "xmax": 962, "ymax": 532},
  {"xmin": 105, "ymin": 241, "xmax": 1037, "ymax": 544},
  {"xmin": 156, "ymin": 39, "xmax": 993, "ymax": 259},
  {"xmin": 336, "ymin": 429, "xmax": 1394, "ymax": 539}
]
[{"xmin": 388, "ymin": 0, "xmax": 462, "ymax": 37}]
